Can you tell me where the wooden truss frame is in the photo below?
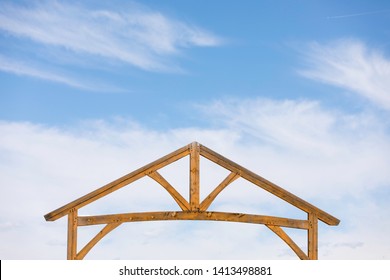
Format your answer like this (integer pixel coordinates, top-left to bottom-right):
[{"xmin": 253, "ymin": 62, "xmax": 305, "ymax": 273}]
[{"xmin": 44, "ymin": 142, "xmax": 339, "ymax": 260}]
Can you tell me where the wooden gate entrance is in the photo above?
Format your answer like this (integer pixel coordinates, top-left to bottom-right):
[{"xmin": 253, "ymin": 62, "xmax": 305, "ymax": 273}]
[{"xmin": 44, "ymin": 142, "xmax": 339, "ymax": 260}]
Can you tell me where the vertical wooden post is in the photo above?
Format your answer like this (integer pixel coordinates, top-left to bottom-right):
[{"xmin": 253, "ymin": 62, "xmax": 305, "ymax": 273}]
[
  {"xmin": 67, "ymin": 208, "xmax": 78, "ymax": 260},
  {"xmin": 190, "ymin": 142, "xmax": 200, "ymax": 211},
  {"xmin": 307, "ymin": 212, "xmax": 318, "ymax": 260}
]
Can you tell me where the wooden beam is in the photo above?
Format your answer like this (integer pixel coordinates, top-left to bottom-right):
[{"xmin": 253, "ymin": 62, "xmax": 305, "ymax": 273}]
[
  {"xmin": 77, "ymin": 211, "xmax": 309, "ymax": 229},
  {"xmin": 308, "ymin": 213, "xmax": 318, "ymax": 260},
  {"xmin": 67, "ymin": 209, "xmax": 78, "ymax": 260},
  {"xmin": 44, "ymin": 144, "xmax": 191, "ymax": 221},
  {"xmin": 199, "ymin": 144, "xmax": 340, "ymax": 226},
  {"xmin": 190, "ymin": 142, "xmax": 200, "ymax": 211},
  {"xmin": 200, "ymin": 172, "xmax": 240, "ymax": 211},
  {"xmin": 266, "ymin": 225, "xmax": 309, "ymax": 260},
  {"xmin": 76, "ymin": 222, "xmax": 121, "ymax": 260},
  {"xmin": 148, "ymin": 171, "xmax": 190, "ymax": 211}
]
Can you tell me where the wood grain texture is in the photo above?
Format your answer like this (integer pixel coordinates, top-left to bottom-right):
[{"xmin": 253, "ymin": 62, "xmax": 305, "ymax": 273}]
[
  {"xmin": 67, "ymin": 209, "xmax": 78, "ymax": 260},
  {"xmin": 190, "ymin": 142, "xmax": 200, "ymax": 211},
  {"xmin": 308, "ymin": 213, "xmax": 318, "ymax": 260},
  {"xmin": 77, "ymin": 211, "xmax": 309, "ymax": 229}
]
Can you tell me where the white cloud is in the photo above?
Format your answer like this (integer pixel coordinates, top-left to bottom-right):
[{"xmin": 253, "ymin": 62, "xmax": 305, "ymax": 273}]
[
  {"xmin": 299, "ymin": 39, "xmax": 390, "ymax": 110},
  {"xmin": 1, "ymin": 97, "xmax": 389, "ymax": 259},
  {"xmin": 200, "ymin": 98, "xmax": 390, "ymax": 197},
  {"xmin": 0, "ymin": 1, "xmax": 223, "ymax": 73},
  {"xmin": 326, "ymin": 9, "xmax": 390, "ymax": 20},
  {"xmin": 0, "ymin": 55, "xmax": 103, "ymax": 91}
]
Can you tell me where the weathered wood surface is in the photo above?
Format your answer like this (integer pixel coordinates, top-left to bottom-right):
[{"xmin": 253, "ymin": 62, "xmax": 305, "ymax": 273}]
[
  {"xmin": 190, "ymin": 142, "xmax": 200, "ymax": 211},
  {"xmin": 308, "ymin": 213, "xmax": 318, "ymax": 260},
  {"xmin": 67, "ymin": 209, "xmax": 78, "ymax": 260},
  {"xmin": 77, "ymin": 211, "xmax": 309, "ymax": 229}
]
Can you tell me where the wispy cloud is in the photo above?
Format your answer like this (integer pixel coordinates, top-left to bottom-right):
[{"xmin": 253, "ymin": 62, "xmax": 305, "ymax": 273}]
[
  {"xmin": 0, "ymin": 55, "xmax": 101, "ymax": 91},
  {"xmin": 299, "ymin": 39, "xmax": 390, "ymax": 111},
  {"xmin": 0, "ymin": 1, "xmax": 223, "ymax": 90},
  {"xmin": 0, "ymin": 1, "xmax": 223, "ymax": 72},
  {"xmin": 326, "ymin": 9, "xmax": 390, "ymax": 19}
]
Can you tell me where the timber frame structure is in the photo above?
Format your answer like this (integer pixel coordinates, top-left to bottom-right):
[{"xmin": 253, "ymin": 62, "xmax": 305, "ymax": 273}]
[{"xmin": 44, "ymin": 142, "xmax": 339, "ymax": 260}]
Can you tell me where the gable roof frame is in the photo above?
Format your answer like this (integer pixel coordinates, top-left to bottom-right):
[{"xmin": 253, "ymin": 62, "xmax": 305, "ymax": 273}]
[{"xmin": 45, "ymin": 142, "xmax": 339, "ymax": 260}]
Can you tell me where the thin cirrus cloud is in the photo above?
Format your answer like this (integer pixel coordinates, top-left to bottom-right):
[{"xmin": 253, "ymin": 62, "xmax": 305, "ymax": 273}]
[
  {"xmin": 326, "ymin": 9, "xmax": 390, "ymax": 20},
  {"xmin": 0, "ymin": 54, "xmax": 100, "ymax": 91},
  {"xmin": 0, "ymin": 1, "xmax": 223, "ymax": 88},
  {"xmin": 0, "ymin": 54, "xmax": 130, "ymax": 92},
  {"xmin": 299, "ymin": 39, "xmax": 390, "ymax": 111}
]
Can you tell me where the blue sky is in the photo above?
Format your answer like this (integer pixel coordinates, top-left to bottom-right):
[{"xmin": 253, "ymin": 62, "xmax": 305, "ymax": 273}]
[
  {"xmin": 1, "ymin": 0, "xmax": 390, "ymax": 259},
  {"xmin": 2, "ymin": 0, "xmax": 389, "ymax": 126}
]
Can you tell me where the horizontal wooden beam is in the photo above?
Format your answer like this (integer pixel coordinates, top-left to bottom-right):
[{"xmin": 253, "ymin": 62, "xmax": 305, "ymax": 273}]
[
  {"xmin": 77, "ymin": 211, "xmax": 309, "ymax": 229},
  {"xmin": 44, "ymin": 144, "xmax": 191, "ymax": 221},
  {"xmin": 199, "ymin": 144, "xmax": 340, "ymax": 226}
]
